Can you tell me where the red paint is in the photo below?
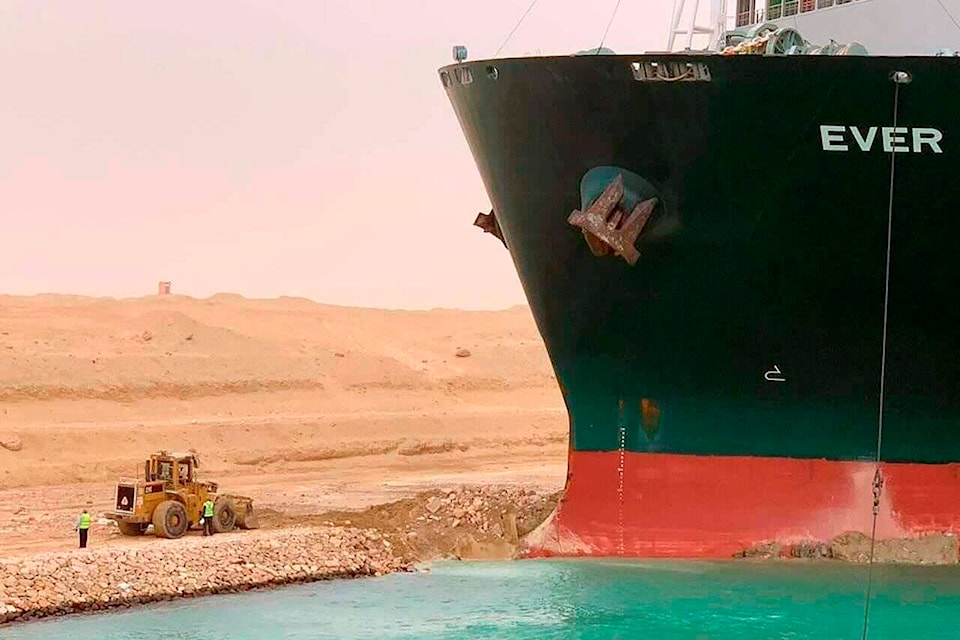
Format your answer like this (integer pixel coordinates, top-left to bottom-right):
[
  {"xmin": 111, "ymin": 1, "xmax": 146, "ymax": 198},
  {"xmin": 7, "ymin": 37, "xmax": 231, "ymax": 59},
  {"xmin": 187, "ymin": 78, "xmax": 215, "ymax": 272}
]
[{"xmin": 523, "ymin": 450, "xmax": 960, "ymax": 558}]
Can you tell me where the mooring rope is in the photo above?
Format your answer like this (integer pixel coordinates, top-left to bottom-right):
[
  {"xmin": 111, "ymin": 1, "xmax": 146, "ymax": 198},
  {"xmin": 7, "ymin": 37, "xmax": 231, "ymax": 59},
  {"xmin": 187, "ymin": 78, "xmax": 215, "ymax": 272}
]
[
  {"xmin": 494, "ymin": 0, "xmax": 542, "ymax": 56},
  {"xmin": 597, "ymin": 0, "xmax": 625, "ymax": 53},
  {"xmin": 860, "ymin": 71, "xmax": 908, "ymax": 640},
  {"xmin": 495, "ymin": 0, "xmax": 623, "ymax": 57},
  {"xmin": 933, "ymin": 0, "xmax": 960, "ymax": 35}
]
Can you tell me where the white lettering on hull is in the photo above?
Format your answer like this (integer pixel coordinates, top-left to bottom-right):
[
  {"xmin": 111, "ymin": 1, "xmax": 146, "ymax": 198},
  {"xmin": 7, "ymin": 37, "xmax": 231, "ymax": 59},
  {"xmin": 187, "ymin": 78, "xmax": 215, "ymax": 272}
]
[{"xmin": 820, "ymin": 125, "xmax": 943, "ymax": 153}]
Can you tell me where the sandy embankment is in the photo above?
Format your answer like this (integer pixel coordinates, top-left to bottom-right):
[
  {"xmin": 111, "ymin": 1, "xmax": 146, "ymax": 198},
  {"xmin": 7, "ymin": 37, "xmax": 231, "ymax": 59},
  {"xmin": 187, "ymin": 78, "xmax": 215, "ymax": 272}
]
[{"xmin": 0, "ymin": 294, "xmax": 568, "ymax": 623}]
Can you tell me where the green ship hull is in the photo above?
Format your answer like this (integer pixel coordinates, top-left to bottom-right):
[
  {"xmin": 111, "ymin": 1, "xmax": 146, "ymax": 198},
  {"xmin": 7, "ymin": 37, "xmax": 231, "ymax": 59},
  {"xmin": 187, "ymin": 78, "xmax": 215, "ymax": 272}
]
[
  {"xmin": 441, "ymin": 53, "xmax": 960, "ymax": 556},
  {"xmin": 444, "ymin": 54, "xmax": 960, "ymax": 461}
]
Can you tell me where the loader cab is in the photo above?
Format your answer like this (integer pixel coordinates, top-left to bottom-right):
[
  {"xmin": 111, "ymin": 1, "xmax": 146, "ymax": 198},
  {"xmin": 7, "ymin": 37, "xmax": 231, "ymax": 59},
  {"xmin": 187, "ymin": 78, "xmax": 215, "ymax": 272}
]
[{"xmin": 144, "ymin": 452, "xmax": 199, "ymax": 489}]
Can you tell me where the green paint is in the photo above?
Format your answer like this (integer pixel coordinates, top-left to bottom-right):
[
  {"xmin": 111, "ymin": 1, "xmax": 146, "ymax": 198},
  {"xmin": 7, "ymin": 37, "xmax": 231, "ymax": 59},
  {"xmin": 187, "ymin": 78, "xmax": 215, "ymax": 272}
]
[{"xmin": 442, "ymin": 55, "xmax": 960, "ymax": 463}]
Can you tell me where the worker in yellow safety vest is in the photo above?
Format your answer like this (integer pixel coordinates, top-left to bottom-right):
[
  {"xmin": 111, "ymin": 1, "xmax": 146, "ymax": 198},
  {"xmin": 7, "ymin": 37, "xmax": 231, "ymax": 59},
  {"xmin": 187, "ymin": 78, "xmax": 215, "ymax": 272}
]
[
  {"xmin": 75, "ymin": 509, "xmax": 92, "ymax": 548},
  {"xmin": 202, "ymin": 499, "xmax": 215, "ymax": 536}
]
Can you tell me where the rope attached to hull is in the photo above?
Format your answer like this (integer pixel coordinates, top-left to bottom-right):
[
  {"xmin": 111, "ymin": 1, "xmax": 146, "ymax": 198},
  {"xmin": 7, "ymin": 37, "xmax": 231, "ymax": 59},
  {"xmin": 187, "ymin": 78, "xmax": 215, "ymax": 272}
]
[{"xmin": 860, "ymin": 69, "xmax": 911, "ymax": 640}]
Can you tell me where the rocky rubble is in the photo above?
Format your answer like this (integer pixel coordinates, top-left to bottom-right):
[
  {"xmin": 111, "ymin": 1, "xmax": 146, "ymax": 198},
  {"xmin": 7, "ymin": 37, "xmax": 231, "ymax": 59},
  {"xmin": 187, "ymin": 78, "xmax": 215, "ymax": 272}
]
[
  {"xmin": 0, "ymin": 526, "xmax": 410, "ymax": 625},
  {"xmin": 735, "ymin": 531, "xmax": 959, "ymax": 564},
  {"xmin": 419, "ymin": 486, "xmax": 555, "ymax": 540}
]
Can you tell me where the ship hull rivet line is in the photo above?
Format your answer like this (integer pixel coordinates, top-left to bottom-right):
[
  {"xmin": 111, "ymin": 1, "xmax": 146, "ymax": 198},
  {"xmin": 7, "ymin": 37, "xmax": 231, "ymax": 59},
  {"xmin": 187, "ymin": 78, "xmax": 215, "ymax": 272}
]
[
  {"xmin": 617, "ymin": 398, "xmax": 626, "ymax": 557},
  {"xmin": 860, "ymin": 70, "xmax": 908, "ymax": 640},
  {"xmin": 617, "ymin": 424, "xmax": 626, "ymax": 557}
]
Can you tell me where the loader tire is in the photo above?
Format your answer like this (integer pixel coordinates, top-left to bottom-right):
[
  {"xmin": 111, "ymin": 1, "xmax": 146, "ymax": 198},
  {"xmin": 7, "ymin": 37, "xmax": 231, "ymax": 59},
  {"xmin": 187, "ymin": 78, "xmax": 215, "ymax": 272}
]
[
  {"xmin": 212, "ymin": 497, "xmax": 236, "ymax": 533},
  {"xmin": 153, "ymin": 500, "xmax": 188, "ymax": 539}
]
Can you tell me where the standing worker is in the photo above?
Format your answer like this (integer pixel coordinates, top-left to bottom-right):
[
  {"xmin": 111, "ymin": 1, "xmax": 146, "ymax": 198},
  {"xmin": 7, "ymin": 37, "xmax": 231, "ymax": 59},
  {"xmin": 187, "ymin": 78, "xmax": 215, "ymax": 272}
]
[
  {"xmin": 75, "ymin": 508, "xmax": 92, "ymax": 548},
  {"xmin": 202, "ymin": 498, "xmax": 215, "ymax": 536}
]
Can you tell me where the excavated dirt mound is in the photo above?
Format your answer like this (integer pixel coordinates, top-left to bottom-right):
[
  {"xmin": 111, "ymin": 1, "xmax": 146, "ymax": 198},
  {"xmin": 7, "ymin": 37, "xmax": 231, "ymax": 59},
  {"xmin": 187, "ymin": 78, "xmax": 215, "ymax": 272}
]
[{"xmin": 259, "ymin": 485, "xmax": 561, "ymax": 562}]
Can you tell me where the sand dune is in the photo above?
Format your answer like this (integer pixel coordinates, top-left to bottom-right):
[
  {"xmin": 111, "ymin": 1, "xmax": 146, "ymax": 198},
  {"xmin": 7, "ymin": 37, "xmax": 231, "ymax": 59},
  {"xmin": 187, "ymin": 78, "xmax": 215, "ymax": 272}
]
[{"xmin": 0, "ymin": 294, "xmax": 556, "ymax": 400}]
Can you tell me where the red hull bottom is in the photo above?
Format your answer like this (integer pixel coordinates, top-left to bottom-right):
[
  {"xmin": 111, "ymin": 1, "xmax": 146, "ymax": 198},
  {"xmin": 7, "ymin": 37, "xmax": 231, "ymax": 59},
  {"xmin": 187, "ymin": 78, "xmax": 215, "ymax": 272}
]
[{"xmin": 523, "ymin": 451, "xmax": 960, "ymax": 558}]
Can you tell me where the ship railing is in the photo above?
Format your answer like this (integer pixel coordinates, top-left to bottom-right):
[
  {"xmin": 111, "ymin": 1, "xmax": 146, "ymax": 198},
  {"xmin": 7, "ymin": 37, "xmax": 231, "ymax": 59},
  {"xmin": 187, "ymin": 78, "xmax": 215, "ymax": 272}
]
[
  {"xmin": 776, "ymin": 0, "xmax": 857, "ymax": 20},
  {"xmin": 736, "ymin": 0, "xmax": 861, "ymax": 28},
  {"xmin": 736, "ymin": 6, "xmax": 770, "ymax": 27},
  {"xmin": 815, "ymin": 0, "xmax": 860, "ymax": 8}
]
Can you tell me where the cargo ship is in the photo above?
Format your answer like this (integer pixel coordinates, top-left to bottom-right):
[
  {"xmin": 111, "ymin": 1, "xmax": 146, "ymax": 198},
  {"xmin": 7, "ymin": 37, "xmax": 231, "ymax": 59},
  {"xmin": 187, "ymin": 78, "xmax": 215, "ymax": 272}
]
[{"xmin": 439, "ymin": 0, "xmax": 960, "ymax": 558}]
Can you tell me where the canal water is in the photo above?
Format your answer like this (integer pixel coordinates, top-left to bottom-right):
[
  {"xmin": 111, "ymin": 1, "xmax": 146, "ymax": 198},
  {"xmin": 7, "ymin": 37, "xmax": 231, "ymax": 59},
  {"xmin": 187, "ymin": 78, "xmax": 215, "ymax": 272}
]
[{"xmin": 3, "ymin": 559, "xmax": 960, "ymax": 639}]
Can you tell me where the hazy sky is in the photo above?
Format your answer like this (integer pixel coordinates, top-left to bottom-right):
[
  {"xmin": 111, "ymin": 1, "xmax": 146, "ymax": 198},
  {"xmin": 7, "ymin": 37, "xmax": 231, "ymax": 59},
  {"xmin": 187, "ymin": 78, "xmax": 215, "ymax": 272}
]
[{"xmin": 1, "ymin": 0, "xmax": 681, "ymax": 309}]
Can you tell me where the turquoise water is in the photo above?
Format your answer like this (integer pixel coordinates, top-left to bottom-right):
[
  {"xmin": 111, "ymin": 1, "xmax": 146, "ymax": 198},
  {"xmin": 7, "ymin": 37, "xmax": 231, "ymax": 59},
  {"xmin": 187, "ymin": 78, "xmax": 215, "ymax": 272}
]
[{"xmin": 3, "ymin": 559, "xmax": 960, "ymax": 639}]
